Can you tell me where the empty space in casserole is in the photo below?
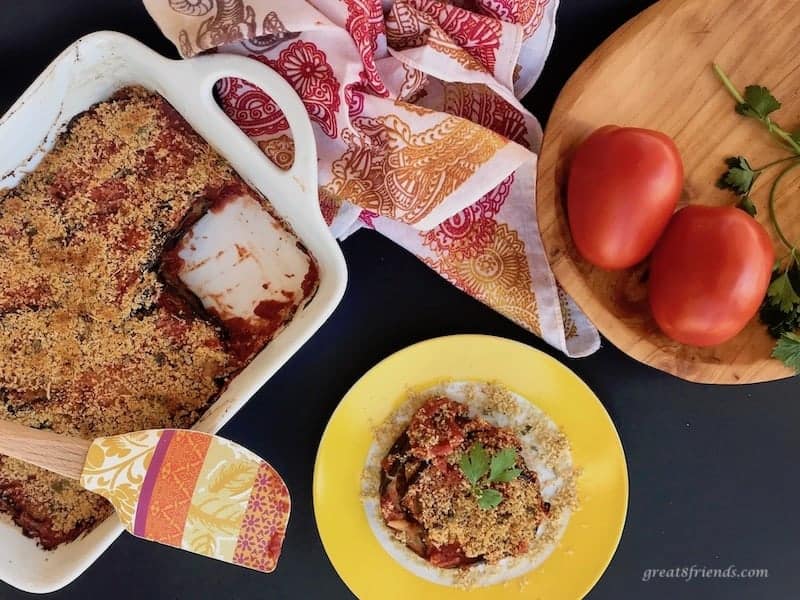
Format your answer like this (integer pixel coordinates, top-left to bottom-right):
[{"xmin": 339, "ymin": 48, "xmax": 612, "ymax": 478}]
[{"xmin": 0, "ymin": 86, "xmax": 318, "ymax": 549}]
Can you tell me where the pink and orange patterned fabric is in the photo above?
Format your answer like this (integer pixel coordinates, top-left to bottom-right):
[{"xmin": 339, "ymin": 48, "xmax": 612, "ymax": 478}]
[
  {"xmin": 143, "ymin": 0, "xmax": 600, "ymax": 357},
  {"xmin": 81, "ymin": 429, "xmax": 289, "ymax": 573}
]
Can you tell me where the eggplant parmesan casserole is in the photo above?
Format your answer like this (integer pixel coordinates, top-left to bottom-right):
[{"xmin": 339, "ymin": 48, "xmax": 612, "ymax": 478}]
[{"xmin": 0, "ymin": 86, "xmax": 317, "ymax": 548}]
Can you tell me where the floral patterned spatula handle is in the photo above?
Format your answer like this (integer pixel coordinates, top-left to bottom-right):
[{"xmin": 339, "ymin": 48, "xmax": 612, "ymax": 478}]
[{"xmin": 0, "ymin": 420, "xmax": 289, "ymax": 573}]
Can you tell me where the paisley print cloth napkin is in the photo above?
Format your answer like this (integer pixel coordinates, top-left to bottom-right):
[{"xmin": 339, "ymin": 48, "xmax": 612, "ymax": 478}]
[{"xmin": 143, "ymin": 0, "xmax": 600, "ymax": 357}]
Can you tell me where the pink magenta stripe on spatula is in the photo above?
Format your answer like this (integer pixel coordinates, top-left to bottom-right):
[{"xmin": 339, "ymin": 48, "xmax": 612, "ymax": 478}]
[{"xmin": 132, "ymin": 429, "xmax": 175, "ymax": 537}]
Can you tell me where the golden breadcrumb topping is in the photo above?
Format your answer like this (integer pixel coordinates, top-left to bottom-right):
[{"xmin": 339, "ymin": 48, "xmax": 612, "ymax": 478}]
[
  {"xmin": 0, "ymin": 87, "xmax": 240, "ymax": 548},
  {"xmin": 379, "ymin": 397, "xmax": 549, "ymax": 567},
  {"xmin": 403, "ymin": 454, "xmax": 547, "ymax": 563}
]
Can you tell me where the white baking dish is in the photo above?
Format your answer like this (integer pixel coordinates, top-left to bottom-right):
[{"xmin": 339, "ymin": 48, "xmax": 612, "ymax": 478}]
[{"xmin": 0, "ymin": 31, "xmax": 347, "ymax": 593}]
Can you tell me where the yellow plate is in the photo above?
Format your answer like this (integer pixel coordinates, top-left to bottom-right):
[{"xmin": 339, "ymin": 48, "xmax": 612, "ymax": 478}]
[{"xmin": 313, "ymin": 335, "xmax": 628, "ymax": 599}]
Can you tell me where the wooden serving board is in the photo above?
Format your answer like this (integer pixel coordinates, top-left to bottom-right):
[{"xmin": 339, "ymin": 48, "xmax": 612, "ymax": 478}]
[{"xmin": 537, "ymin": 0, "xmax": 800, "ymax": 384}]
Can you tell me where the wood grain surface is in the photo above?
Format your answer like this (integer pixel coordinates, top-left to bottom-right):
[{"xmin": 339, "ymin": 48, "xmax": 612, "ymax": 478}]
[
  {"xmin": 0, "ymin": 420, "xmax": 89, "ymax": 480},
  {"xmin": 537, "ymin": 0, "xmax": 800, "ymax": 384}
]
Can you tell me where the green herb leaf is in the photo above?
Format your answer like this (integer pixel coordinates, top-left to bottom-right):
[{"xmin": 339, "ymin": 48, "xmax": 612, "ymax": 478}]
[
  {"xmin": 459, "ymin": 443, "xmax": 490, "ymax": 486},
  {"xmin": 760, "ymin": 263, "xmax": 800, "ymax": 336},
  {"xmin": 736, "ymin": 85, "xmax": 781, "ymax": 119},
  {"xmin": 489, "ymin": 448, "xmax": 522, "ymax": 483},
  {"xmin": 718, "ymin": 156, "xmax": 758, "ymax": 195},
  {"xmin": 772, "ymin": 332, "xmax": 800, "ymax": 372},
  {"xmin": 760, "ymin": 297, "xmax": 800, "ymax": 337},
  {"xmin": 493, "ymin": 467, "xmax": 522, "ymax": 483},
  {"xmin": 736, "ymin": 196, "xmax": 758, "ymax": 216},
  {"xmin": 767, "ymin": 270, "xmax": 800, "ymax": 312},
  {"xmin": 476, "ymin": 488, "xmax": 504, "ymax": 510}
]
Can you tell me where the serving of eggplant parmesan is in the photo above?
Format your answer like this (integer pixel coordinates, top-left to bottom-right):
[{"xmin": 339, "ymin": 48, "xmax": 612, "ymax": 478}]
[{"xmin": 379, "ymin": 397, "xmax": 551, "ymax": 568}]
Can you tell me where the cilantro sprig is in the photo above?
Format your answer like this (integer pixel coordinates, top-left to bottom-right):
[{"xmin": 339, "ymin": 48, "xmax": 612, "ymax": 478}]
[
  {"xmin": 762, "ymin": 252, "xmax": 800, "ymax": 347},
  {"xmin": 458, "ymin": 443, "xmax": 521, "ymax": 510},
  {"xmin": 714, "ymin": 65, "xmax": 800, "ymax": 155},
  {"xmin": 713, "ymin": 64, "xmax": 800, "ymax": 372},
  {"xmin": 767, "ymin": 258, "xmax": 800, "ymax": 313},
  {"xmin": 736, "ymin": 85, "xmax": 782, "ymax": 121},
  {"xmin": 772, "ymin": 332, "xmax": 800, "ymax": 372},
  {"xmin": 717, "ymin": 156, "xmax": 758, "ymax": 197}
]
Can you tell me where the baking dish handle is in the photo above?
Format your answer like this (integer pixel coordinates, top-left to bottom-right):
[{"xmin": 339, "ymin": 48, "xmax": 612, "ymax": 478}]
[{"xmin": 164, "ymin": 54, "xmax": 318, "ymax": 195}]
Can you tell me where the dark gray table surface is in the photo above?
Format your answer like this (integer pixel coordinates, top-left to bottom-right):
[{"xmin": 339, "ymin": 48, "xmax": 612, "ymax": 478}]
[{"xmin": 1, "ymin": 1, "xmax": 797, "ymax": 599}]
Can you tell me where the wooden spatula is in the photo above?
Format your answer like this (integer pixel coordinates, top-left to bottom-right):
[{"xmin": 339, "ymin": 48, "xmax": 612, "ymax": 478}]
[{"xmin": 0, "ymin": 420, "xmax": 289, "ymax": 573}]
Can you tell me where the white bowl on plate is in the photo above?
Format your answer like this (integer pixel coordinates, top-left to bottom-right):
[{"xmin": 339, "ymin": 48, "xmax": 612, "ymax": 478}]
[{"xmin": 0, "ymin": 31, "xmax": 347, "ymax": 593}]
